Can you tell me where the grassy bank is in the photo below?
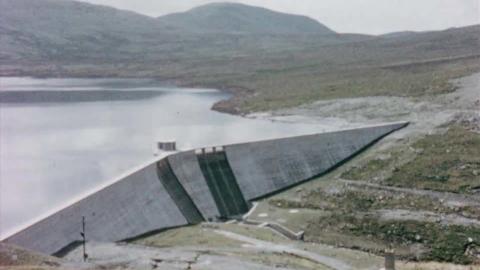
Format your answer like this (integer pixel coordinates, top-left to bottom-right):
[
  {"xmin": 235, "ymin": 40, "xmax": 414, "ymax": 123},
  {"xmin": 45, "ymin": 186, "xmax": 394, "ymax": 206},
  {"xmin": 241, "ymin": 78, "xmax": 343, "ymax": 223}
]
[{"xmin": 213, "ymin": 56, "xmax": 480, "ymax": 113}]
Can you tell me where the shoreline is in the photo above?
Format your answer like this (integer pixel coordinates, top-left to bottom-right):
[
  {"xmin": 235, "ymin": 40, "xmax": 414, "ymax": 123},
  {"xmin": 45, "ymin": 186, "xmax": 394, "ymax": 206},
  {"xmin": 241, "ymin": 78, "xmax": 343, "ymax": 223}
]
[
  {"xmin": 0, "ymin": 74, "xmax": 252, "ymax": 116},
  {"xmin": 2, "ymin": 70, "xmax": 479, "ymax": 122},
  {"xmin": 246, "ymin": 72, "xmax": 480, "ymax": 126}
]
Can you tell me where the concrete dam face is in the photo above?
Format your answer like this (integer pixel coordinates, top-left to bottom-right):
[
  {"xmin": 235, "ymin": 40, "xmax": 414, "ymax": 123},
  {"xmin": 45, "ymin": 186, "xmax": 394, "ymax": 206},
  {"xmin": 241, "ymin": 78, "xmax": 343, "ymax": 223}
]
[{"xmin": 4, "ymin": 122, "xmax": 408, "ymax": 255}]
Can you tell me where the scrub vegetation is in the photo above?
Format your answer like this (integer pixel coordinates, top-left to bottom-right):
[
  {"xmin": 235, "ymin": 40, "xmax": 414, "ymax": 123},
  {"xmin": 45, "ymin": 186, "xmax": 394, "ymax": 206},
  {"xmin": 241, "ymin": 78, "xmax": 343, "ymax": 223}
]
[
  {"xmin": 270, "ymin": 189, "xmax": 477, "ymax": 217},
  {"xmin": 343, "ymin": 126, "xmax": 480, "ymax": 194},
  {"xmin": 308, "ymin": 215, "xmax": 480, "ymax": 265}
]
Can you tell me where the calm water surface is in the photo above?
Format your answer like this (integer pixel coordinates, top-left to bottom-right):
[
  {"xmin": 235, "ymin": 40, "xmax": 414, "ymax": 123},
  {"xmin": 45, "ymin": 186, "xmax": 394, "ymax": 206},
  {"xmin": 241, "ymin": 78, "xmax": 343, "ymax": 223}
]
[{"xmin": 0, "ymin": 77, "xmax": 344, "ymax": 238}]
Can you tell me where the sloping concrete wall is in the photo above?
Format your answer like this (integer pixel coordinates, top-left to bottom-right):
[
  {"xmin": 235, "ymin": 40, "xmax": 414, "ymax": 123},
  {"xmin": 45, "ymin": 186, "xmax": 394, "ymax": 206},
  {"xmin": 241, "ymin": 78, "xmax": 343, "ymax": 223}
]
[
  {"xmin": 5, "ymin": 163, "xmax": 188, "ymax": 255},
  {"xmin": 168, "ymin": 151, "xmax": 220, "ymax": 220},
  {"xmin": 197, "ymin": 151, "xmax": 249, "ymax": 218},
  {"xmin": 156, "ymin": 159, "xmax": 204, "ymax": 224},
  {"xmin": 4, "ymin": 122, "xmax": 407, "ymax": 255},
  {"xmin": 225, "ymin": 123, "xmax": 407, "ymax": 200}
]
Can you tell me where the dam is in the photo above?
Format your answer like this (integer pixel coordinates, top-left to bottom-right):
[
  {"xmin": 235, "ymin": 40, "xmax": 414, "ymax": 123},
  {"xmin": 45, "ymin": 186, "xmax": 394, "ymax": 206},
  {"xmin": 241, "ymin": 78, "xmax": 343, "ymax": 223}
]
[{"xmin": 3, "ymin": 122, "xmax": 408, "ymax": 255}]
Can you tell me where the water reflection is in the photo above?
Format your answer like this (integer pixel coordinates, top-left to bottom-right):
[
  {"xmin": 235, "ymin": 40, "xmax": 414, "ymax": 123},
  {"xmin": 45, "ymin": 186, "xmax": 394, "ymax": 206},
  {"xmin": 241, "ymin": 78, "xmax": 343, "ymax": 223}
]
[{"xmin": 0, "ymin": 77, "xmax": 347, "ymax": 238}]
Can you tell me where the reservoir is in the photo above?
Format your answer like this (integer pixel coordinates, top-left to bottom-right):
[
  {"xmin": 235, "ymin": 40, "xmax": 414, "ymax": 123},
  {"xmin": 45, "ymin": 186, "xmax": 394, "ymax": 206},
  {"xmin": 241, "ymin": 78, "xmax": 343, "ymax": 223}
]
[{"xmin": 0, "ymin": 77, "xmax": 347, "ymax": 238}]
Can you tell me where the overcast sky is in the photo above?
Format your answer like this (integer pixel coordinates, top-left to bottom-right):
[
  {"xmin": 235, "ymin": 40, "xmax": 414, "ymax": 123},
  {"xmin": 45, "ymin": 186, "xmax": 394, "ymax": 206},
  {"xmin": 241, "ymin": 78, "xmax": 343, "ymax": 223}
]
[{"xmin": 79, "ymin": 0, "xmax": 479, "ymax": 34}]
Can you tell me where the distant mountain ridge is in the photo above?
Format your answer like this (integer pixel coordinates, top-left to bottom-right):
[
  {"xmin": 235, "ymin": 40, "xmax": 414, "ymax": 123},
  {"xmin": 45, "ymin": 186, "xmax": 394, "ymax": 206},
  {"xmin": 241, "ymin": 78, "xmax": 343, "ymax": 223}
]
[
  {"xmin": 0, "ymin": 0, "xmax": 478, "ymax": 79},
  {"xmin": 0, "ymin": 0, "xmax": 340, "ymax": 63},
  {"xmin": 158, "ymin": 2, "xmax": 334, "ymax": 34}
]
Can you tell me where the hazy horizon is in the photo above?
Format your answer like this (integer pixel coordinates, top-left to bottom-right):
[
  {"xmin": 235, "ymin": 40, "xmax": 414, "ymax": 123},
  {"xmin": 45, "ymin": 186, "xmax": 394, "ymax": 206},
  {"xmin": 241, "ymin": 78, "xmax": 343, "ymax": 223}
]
[{"xmin": 78, "ymin": 0, "xmax": 480, "ymax": 35}]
